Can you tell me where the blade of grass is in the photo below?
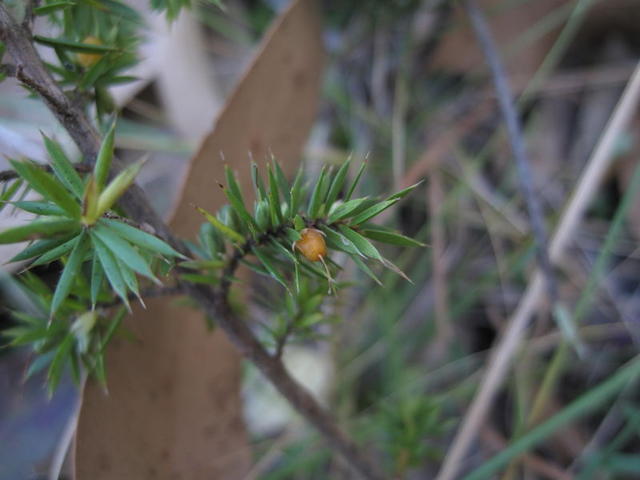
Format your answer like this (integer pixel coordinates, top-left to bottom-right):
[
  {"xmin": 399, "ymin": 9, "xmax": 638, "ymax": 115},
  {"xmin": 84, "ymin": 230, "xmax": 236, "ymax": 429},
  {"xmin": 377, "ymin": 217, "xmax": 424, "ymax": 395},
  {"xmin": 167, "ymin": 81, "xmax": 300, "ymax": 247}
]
[{"xmin": 462, "ymin": 356, "xmax": 640, "ymax": 480}]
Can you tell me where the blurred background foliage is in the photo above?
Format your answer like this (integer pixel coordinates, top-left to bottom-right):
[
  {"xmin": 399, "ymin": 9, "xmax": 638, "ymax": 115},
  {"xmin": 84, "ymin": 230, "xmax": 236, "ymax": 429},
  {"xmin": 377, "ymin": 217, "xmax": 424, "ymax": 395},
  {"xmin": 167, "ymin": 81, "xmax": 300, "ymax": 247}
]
[{"xmin": 2, "ymin": 0, "xmax": 640, "ymax": 479}]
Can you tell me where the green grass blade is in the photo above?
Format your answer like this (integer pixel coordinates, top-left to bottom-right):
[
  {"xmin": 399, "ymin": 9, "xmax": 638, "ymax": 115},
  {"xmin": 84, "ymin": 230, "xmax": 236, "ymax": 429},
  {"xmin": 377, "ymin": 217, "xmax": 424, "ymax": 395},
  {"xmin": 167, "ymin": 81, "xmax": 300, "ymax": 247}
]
[{"xmin": 463, "ymin": 356, "xmax": 640, "ymax": 480}]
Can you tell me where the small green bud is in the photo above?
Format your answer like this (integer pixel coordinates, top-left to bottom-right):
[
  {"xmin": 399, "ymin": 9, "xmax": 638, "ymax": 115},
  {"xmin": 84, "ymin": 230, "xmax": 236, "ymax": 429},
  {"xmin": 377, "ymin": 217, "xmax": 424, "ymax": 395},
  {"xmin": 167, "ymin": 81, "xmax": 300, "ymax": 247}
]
[
  {"xmin": 293, "ymin": 214, "xmax": 305, "ymax": 231},
  {"xmin": 95, "ymin": 158, "xmax": 145, "ymax": 218},
  {"xmin": 71, "ymin": 310, "xmax": 98, "ymax": 354},
  {"xmin": 255, "ymin": 200, "xmax": 271, "ymax": 231},
  {"xmin": 81, "ymin": 175, "xmax": 100, "ymax": 226}
]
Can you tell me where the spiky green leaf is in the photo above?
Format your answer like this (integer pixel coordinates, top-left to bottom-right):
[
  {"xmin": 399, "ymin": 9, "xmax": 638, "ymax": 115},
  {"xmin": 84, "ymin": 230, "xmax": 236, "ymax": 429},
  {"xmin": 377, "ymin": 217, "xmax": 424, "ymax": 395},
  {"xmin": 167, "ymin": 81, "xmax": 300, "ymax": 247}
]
[
  {"xmin": 12, "ymin": 201, "xmax": 67, "ymax": 216},
  {"xmin": 351, "ymin": 255, "xmax": 382, "ymax": 286},
  {"xmin": 327, "ymin": 197, "xmax": 370, "ymax": 223},
  {"xmin": 51, "ymin": 231, "xmax": 90, "ymax": 316},
  {"xmin": 42, "ymin": 134, "xmax": 84, "ymax": 199},
  {"xmin": 31, "ymin": 235, "xmax": 80, "ymax": 267},
  {"xmin": 92, "ymin": 224, "xmax": 158, "ymax": 282},
  {"xmin": 222, "ymin": 184, "xmax": 258, "ymax": 235},
  {"xmin": 325, "ymin": 157, "xmax": 351, "ymax": 207},
  {"xmin": 350, "ymin": 199, "xmax": 399, "ymax": 225},
  {"xmin": 95, "ymin": 158, "xmax": 144, "ymax": 217},
  {"xmin": 319, "ymin": 225, "xmax": 361, "ymax": 256},
  {"xmin": 90, "ymin": 252, "xmax": 104, "ymax": 308},
  {"xmin": 47, "ymin": 334, "xmax": 73, "ymax": 395},
  {"xmin": 10, "ymin": 160, "xmax": 80, "ymax": 218},
  {"xmin": 337, "ymin": 225, "xmax": 383, "ymax": 261},
  {"xmin": 289, "ymin": 168, "xmax": 304, "ymax": 217},
  {"xmin": 10, "ymin": 235, "xmax": 74, "ymax": 263},
  {"xmin": 345, "ymin": 161, "xmax": 366, "ymax": 201},
  {"xmin": 0, "ymin": 218, "xmax": 78, "ymax": 245},
  {"xmin": 361, "ymin": 228, "xmax": 426, "ymax": 247},
  {"xmin": 274, "ymin": 162, "xmax": 290, "ymax": 202},
  {"xmin": 0, "ymin": 179, "xmax": 23, "ymax": 213},
  {"xmin": 308, "ymin": 166, "xmax": 327, "ymax": 219},
  {"xmin": 91, "ymin": 234, "xmax": 130, "ymax": 309},
  {"xmin": 34, "ymin": 1, "xmax": 76, "ymax": 15},
  {"xmin": 100, "ymin": 218, "xmax": 184, "ymax": 258},
  {"xmin": 388, "ymin": 180, "xmax": 423, "ymax": 201},
  {"xmin": 34, "ymin": 35, "xmax": 116, "ymax": 53},
  {"xmin": 267, "ymin": 165, "xmax": 283, "ymax": 225},
  {"xmin": 251, "ymin": 162, "xmax": 267, "ymax": 201},
  {"xmin": 95, "ymin": 120, "xmax": 116, "ymax": 189},
  {"xmin": 196, "ymin": 207, "xmax": 245, "ymax": 244},
  {"xmin": 252, "ymin": 246, "xmax": 290, "ymax": 293}
]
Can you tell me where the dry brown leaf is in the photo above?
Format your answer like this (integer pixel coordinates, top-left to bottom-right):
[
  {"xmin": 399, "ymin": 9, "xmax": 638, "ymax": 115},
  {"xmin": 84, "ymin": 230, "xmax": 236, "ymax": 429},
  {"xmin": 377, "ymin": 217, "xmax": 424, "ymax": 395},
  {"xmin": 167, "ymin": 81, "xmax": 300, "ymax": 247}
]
[{"xmin": 74, "ymin": 1, "xmax": 324, "ymax": 478}]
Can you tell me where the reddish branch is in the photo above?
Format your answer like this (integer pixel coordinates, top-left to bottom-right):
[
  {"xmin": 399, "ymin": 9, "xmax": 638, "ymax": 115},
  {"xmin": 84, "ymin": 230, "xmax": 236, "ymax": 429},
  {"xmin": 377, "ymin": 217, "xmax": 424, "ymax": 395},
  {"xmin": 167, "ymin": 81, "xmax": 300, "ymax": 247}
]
[{"xmin": 0, "ymin": 5, "xmax": 384, "ymax": 480}]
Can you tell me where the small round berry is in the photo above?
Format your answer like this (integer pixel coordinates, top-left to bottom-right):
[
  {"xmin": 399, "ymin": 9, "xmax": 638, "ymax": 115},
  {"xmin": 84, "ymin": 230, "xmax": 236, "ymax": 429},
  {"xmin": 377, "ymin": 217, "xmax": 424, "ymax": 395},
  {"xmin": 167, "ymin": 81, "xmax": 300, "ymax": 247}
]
[
  {"xmin": 77, "ymin": 37, "xmax": 104, "ymax": 68},
  {"xmin": 294, "ymin": 228, "xmax": 327, "ymax": 262}
]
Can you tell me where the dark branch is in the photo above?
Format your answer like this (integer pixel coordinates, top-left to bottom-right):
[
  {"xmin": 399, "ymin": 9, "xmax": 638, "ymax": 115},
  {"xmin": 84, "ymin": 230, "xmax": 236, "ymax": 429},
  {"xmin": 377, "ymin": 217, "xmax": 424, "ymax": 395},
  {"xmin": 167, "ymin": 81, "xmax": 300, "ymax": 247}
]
[
  {"xmin": 0, "ymin": 63, "xmax": 17, "ymax": 77},
  {"xmin": 0, "ymin": 5, "xmax": 384, "ymax": 479},
  {"xmin": 22, "ymin": 0, "xmax": 41, "ymax": 29},
  {"xmin": 464, "ymin": 0, "xmax": 558, "ymax": 307}
]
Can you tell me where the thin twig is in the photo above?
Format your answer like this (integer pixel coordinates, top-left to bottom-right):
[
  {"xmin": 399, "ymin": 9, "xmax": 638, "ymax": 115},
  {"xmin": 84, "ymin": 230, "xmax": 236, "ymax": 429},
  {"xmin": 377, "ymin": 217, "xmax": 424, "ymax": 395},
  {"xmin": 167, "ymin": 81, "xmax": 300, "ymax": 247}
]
[
  {"xmin": 0, "ymin": 63, "xmax": 16, "ymax": 77},
  {"xmin": 435, "ymin": 60, "xmax": 640, "ymax": 480},
  {"xmin": 0, "ymin": 5, "xmax": 384, "ymax": 479},
  {"xmin": 22, "ymin": 0, "xmax": 41, "ymax": 29},
  {"xmin": 465, "ymin": 0, "xmax": 557, "ymax": 306}
]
